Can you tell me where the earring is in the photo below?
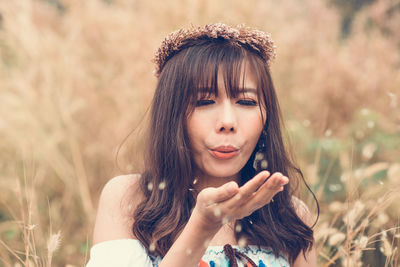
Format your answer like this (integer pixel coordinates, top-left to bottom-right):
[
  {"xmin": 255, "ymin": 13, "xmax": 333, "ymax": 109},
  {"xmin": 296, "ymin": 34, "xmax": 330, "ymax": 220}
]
[{"xmin": 253, "ymin": 130, "xmax": 268, "ymax": 171}]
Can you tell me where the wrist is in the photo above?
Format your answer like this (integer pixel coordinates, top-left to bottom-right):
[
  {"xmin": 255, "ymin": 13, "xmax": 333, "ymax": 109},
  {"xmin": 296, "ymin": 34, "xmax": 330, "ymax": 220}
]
[
  {"xmin": 159, "ymin": 209, "xmax": 221, "ymax": 267},
  {"xmin": 190, "ymin": 206, "xmax": 222, "ymax": 234}
]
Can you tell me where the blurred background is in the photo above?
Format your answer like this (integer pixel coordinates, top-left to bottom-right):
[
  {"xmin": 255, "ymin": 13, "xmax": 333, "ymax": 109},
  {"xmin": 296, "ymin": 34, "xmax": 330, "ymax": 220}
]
[{"xmin": 0, "ymin": 0, "xmax": 399, "ymax": 266}]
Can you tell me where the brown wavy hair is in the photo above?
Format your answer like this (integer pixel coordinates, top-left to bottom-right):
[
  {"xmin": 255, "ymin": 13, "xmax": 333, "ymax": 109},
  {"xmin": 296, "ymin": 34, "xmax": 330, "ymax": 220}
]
[{"xmin": 132, "ymin": 37, "xmax": 318, "ymax": 264}]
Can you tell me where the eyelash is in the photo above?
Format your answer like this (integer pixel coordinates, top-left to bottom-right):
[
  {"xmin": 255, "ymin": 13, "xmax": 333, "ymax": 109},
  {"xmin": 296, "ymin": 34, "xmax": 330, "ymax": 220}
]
[
  {"xmin": 196, "ymin": 100, "xmax": 215, "ymax": 106},
  {"xmin": 237, "ymin": 99, "xmax": 258, "ymax": 106},
  {"xmin": 195, "ymin": 99, "xmax": 258, "ymax": 107}
]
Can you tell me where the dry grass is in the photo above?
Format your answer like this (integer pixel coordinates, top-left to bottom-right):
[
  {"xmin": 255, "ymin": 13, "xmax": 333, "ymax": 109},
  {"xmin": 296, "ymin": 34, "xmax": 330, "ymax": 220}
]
[{"xmin": 0, "ymin": 0, "xmax": 399, "ymax": 266}]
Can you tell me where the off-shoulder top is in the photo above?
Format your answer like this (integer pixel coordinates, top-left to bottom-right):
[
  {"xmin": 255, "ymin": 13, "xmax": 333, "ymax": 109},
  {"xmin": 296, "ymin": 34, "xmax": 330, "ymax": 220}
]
[{"xmin": 86, "ymin": 239, "xmax": 290, "ymax": 267}]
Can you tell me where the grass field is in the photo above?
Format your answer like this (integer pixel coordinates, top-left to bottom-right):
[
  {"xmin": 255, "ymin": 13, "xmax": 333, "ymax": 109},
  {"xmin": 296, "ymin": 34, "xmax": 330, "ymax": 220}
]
[{"xmin": 0, "ymin": 0, "xmax": 399, "ymax": 266}]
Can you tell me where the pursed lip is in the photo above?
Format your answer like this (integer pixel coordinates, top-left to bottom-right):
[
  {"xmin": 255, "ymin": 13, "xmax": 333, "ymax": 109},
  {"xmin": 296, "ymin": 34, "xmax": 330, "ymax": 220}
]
[{"xmin": 210, "ymin": 145, "xmax": 239, "ymax": 160}]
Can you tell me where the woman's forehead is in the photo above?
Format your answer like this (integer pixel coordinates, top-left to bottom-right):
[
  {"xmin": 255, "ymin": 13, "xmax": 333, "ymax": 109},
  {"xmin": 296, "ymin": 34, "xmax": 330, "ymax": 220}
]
[
  {"xmin": 194, "ymin": 60, "xmax": 259, "ymax": 96},
  {"xmin": 221, "ymin": 62, "xmax": 258, "ymax": 90}
]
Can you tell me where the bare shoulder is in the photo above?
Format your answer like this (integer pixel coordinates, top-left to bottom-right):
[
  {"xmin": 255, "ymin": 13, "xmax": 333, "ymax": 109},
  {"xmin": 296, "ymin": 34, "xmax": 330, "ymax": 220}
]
[
  {"xmin": 92, "ymin": 174, "xmax": 144, "ymax": 245},
  {"xmin": 291, "ymin": 196, "xmax": 314, "ymax": 227},
  {"xmin": 292, "ymin": 196, "xmax": 318, "ymax": 267}
]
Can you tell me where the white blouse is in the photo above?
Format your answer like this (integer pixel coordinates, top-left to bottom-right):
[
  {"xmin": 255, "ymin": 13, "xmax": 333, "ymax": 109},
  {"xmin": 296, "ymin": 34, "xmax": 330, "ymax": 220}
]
[{"xmin": 86, "ymin": 239, "xmax": 290, "ymax": 267}]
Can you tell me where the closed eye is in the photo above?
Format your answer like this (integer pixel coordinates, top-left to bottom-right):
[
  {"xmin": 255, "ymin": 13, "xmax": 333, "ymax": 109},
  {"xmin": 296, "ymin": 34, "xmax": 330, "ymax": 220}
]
[
  {"xmin": 237, "ymin": 99, "xmax": 258, "ymax": 106},
  {"xmin": 196, "ymin": 99, "xmax": 215, "ymax": 106}
]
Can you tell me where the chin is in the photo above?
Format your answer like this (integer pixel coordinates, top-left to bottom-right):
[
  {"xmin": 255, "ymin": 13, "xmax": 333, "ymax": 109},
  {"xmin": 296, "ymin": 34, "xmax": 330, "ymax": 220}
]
[{"xmin": 205, "ymin": 164, "xmax": 244, "ymax": 179}]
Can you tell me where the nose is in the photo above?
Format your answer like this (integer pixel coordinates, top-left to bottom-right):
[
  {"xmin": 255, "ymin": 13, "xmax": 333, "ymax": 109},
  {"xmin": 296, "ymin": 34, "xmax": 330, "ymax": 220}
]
[{"xmin": 216, "ymin": 101, "xmax": 237, "ymax": 133}]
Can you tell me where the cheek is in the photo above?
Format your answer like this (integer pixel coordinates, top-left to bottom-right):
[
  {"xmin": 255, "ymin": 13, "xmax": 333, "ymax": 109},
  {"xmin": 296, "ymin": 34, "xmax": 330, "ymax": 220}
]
[
  {"xmin": 248, "ymin": 125, "xmax": 263, "ymax": 149},
  {"xmin": 241, "ymin": 115, "xmax": 265, "ymax": 154},
  {"xmin": 186, "ymin": 114, "xmax": 205, "ymax": 149},
  {"xmin": 241, "ymin": 111, "xmax": 265, "ymax": 135}
]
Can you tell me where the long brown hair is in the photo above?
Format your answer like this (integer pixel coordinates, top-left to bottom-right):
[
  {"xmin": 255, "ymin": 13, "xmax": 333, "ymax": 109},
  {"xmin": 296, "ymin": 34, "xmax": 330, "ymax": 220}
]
[{"xmin": 133, "ymin": 37, "xmax": 318, "ymax": 264}]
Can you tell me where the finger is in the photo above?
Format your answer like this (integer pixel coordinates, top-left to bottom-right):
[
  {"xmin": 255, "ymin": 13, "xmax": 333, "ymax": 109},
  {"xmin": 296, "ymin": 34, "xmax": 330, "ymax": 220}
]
[
  {"xmin": 259, "ymin": 172, "xmax": 289, "ymax": 192},
  {"xmin": 236, "ymin": 171, "xmax": 271, "ymax": 200},
  {"xmin": 254, "ymin": 173, "xmax": 289, "ymax": 199},
  {"xmin": 200, "ymin": 181, "xmax": 239, "ymax": 205},
  {"xmin": 244, "ymin": 174, "xmax": 289, "ymax": 209}
]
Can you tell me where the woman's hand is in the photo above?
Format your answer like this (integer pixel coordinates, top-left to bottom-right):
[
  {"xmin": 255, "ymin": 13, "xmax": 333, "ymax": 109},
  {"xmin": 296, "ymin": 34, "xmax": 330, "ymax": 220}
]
[{"xmin": 192, "ymin": 171, "xmax": 289, "ymax": 231}]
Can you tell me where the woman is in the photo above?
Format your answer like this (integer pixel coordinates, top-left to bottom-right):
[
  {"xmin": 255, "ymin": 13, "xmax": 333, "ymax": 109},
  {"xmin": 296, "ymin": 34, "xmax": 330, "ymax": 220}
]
[{"xmin": 87, "ymin": 23, "xmax": 318, "ymax": 267}]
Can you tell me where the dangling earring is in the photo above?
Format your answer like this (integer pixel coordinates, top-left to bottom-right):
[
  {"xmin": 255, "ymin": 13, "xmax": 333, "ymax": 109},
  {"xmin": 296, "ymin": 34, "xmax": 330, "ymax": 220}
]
[{"xmin": 253, "ymin": 130, "xmax": 268, "ymax": 171}]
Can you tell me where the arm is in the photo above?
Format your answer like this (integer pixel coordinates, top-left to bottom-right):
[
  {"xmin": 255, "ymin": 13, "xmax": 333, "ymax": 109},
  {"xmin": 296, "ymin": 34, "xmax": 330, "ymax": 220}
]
[
  {"xmin": 92, "ymin": 174, "xmax": 141, "ymax": 244},
  {"xmin": 292, "ymin": 197, "xmax": 317, "ymax": 267},
  {"xmin": 88, "ymin": 174, "xmax": 156, "ymax": 267}
]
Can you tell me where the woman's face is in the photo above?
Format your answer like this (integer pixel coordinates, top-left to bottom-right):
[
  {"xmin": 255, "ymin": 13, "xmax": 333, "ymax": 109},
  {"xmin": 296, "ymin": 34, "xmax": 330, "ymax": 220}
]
[{"xmin": 186, "ymin": 64, "xmax": 266, "ymax": 181}]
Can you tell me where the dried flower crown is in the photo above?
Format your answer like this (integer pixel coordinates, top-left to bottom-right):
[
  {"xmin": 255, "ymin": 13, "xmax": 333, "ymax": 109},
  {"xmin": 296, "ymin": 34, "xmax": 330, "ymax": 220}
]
[{"xmin": 153, "ymin": 23, "xmax": 276, "ymax": 77}]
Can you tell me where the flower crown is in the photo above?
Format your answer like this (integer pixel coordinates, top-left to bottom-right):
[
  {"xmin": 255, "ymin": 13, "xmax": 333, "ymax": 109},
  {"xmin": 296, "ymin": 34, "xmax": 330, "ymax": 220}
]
[{"xmin": 153, "ymin": 23, "xmax": 276, "ymax": 77}]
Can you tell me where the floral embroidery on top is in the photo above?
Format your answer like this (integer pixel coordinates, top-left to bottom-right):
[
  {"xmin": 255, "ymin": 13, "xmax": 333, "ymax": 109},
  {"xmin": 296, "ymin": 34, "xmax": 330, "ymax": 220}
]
[{"xmin": 150, "ymin": 245, "xmax": 289, "ymax": 267}]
